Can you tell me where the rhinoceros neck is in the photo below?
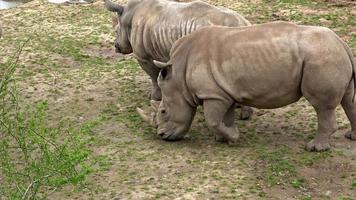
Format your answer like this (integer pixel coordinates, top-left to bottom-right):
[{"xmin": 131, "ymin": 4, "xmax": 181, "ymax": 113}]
[
  {"xmin": 130, "ymin": 18, "xmax": 200, "ymax": 61},
  {"xmin": 169, "ymin": 39, "xmax": 200, "ymax": 107},
  {"xmin": 128, "ymin": 0, "xmax": 209, "ymax": 61},
  {"xmin": 151, "ymin": 19, "xmax": 199, "ymax": 60}
]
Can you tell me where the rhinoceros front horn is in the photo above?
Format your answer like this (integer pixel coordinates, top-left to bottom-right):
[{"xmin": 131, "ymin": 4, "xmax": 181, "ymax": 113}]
[
  {"xmin": 136, "ymin": 107, "xmax": 156, "ymax": 127},
  {"xmin": 150, "ymin": 100, "xmax": 160, "ymax": 111},
  {"xmin": 104, "ymin": 0, "xmax": 124, "ymax": 15}
]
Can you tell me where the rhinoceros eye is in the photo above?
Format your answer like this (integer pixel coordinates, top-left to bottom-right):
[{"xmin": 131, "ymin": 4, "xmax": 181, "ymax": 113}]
[
  {"xmin": 159, "ymin": 67, "xmax": 172, "ymax": 81},
  {"xmin": 161, "ymin": 69, "xmax": 168, "ymax": 79},
  {"xmin": 161, "ymin": 109, "xmax": 166, "ymax": 114}
]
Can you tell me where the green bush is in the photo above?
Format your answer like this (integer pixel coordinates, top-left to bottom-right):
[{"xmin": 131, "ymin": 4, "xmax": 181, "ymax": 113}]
[{"xmin": 0, "ymin": 41, "xmax": 93, "ymax": 199}]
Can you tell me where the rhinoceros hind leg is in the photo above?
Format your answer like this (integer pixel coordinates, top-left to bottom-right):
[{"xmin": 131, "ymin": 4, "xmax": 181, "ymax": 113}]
[
  {"xmin": 204, "ymin": 100, "xmax": 240, "ymax": 145},
  {"xmin": 215, "ymin": 104, "xmax": 236, "ymax": 142},
  {"xmin": 305, "ymin": 108, "xmax": 336, "ymax": 151},
  {"xmin": 301, "ymin": 60, "xmax": 348, "ymax": 151},
  {"xmin": 341, "ymin": 81, "xmax": 356, "ymax": 140}
]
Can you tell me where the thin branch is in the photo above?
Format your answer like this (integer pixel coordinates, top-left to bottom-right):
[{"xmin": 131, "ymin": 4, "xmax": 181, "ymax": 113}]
[
  {"xmin": 21, "ymin": 174, "xmax": 51, "ymax": 200},
  {"xmin": 28, "ymin": 127, "xmax": 60, "ymax": 151}
]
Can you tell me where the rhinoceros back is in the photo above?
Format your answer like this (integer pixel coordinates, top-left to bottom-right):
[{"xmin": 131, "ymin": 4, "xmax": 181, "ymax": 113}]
[{"xmin": 129, "ymin": 0, "xmax": 250, "ymax": 61}]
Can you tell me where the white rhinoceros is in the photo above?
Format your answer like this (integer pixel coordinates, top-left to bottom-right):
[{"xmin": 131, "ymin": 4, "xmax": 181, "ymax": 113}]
[
  {"xmin": 104, "ymin": 0, "xmax": 253, "ymax": 119},
  {"xmin": 139, "ymin": 21, "xmax": 356, "ymax": 152}
]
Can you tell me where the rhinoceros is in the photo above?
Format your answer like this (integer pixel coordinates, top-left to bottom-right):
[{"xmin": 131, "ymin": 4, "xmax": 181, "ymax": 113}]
[
  {"xmin": 138, "ymin": 21, "xmax": 356, "ymax": 152},
  {"xmin": 104, "ymin": 0, "xmax": 253, "ymax": 119}
]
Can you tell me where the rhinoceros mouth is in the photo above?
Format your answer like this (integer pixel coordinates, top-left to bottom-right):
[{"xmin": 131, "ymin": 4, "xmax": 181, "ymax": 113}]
[{"xmin": 158, "ymin": 129, "xmax": 181, "ymax": 141}]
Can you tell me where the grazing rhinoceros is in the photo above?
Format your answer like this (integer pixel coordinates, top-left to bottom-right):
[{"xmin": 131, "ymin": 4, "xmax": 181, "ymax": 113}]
[
  {"xmin": 104, "ymin": 0, "xmax": 253, "ymax": 119},
  {"xmin": 138, "ymin": 21, "xmax": 356, "ymax": 152}
]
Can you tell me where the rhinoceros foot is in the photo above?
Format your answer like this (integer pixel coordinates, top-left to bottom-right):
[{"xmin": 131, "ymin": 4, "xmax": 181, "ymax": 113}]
[
  {"xmin": 214, "ymin": 134, "xmax": 227, "ymax": 143},
  {"xmin": 239, "ymin": 106, "xmax": 253, "ymax": 120},
  {"xmin": 305, "ymin": 139, "xmax": 331, "ymax": 152},
  {"xmin": 226, "ymin": 135, "xmax": 240, "ymax": 146},
  {"xmin": 345, "ymin": 131, "xmax": 356, "ymax": 140}
]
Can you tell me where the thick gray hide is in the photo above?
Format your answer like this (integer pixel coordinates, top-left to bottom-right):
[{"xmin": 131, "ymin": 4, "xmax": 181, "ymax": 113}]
[
  {"xmin": 156, "ymin": 22, "xmax": 356, "ymax": 152},
  {"xmin": 105, "ymin": 0, "xmax": 250, "ymax": 100}
]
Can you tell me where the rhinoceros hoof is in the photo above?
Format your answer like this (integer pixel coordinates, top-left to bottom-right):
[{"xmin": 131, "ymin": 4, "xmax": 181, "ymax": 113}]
[
  {"xmin": 227, "ymin": 136, "xmax": 240, "ymax": 146},
  {"xmin": 344, "ymin": 131, "xmax": 356, "ymax": 140},
  {"xmin": 305, "ymin": 139, "xmax": 330, "ymax": 152},
  {"xmin": 239, "ymin": 107, "xmax": 253, "ymax": 120},
  {"xmin": 214, "ymin": 134, "xmax": 227, "ymax": 143},
  {"xmin": 227, "ymin": 140, "xmax": 239, "ymax": 146}
]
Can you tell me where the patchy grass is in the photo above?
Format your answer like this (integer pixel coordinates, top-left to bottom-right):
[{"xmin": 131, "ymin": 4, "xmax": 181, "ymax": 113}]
[
  {"xmin": 0, "ymin": 45, "xmax": 109, "ymax": 199},
  {"xmin": 0, "ymin": 0, "xmax": 355, "ymax": 199},
  {"xmin": 257, "ymin": 146, "xmax": 297, "ymax": 186}
]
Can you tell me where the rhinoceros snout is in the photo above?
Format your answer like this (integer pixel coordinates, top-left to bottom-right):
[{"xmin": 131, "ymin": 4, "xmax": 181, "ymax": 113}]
[
  {"xmin": 158, "ymin": 129, "xmax": 184, "ymax": 141},
  {"xmin": 158, "ymin": 130, "xmax": 165, "ymax": 137},
  {"xmin": 114, "ymin": 43, "xmax": 121, "ymax": 53}
]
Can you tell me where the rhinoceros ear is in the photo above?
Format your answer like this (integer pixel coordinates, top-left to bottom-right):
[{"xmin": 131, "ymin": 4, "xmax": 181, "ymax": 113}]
[{"xmin": 104, "ymin": 0, "xmax": 124, "ymax": 16}]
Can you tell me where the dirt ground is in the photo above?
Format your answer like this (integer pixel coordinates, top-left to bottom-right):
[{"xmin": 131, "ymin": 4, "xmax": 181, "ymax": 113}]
[{"xmin": 0, "ymin": 0, "xmax": 355, "ymax": 199}]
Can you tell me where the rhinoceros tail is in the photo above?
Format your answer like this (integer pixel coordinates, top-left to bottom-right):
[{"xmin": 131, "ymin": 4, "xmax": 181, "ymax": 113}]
[
  {"xmin": 340, "ymin": 39, "xmax": 356, "ymax": 102},
  {"xmin": 352, "ymin": 57, "xmax": 356, "ymax": 102}
]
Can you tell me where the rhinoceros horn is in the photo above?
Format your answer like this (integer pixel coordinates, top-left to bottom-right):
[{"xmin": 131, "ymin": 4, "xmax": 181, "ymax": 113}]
[
  {"xmin": 153, "ymin": 60, "xmax": 172, "ymax": 69},
  {"xmin": 150, "ymin": 100, "xmax": 160, "ymax": 111},
  {"xmin": 136, "ymin": 100, "xmax": 160, "ymax": 126},
  {"xmin": 104, "ymin": 0, "xmax": 124, "ymax": 15}
]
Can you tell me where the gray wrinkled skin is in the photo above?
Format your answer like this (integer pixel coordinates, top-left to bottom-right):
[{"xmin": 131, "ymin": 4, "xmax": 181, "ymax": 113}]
[
  {"xmin": 104, "ymin": 0, "xmax": 250, "ymax": 101},
  {"xmin": 156, "ymin": 21, "xmax": 356, "ymax": 152}
]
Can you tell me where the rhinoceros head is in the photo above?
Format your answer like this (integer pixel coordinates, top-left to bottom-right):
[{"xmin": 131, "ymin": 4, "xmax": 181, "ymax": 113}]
[
  {"xmin": 104, "ymin": 0, "xmax": 133, "ymax": 54},
  {"xmin": 137, "ymin": 61, "xmax": 196, "ymax": 140}
]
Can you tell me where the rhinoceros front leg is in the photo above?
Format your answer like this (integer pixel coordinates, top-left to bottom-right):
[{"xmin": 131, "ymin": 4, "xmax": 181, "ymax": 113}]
[
  {"xmin": 137, "ymin": 59, "xmax": 162, "ymax": 101},
  {"xmin": 203, "ymin": 100, "xmax": 240, "ymax": 145}
]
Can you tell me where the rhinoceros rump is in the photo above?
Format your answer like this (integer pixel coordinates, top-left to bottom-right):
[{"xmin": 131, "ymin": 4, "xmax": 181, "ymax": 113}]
[
  {"xmin": 104, "ymin": 0, "xmax": 252, "ymax": 119},
  {"xmin": 139, "ymin": 21, "xmax": 356, "ymax": 151}
]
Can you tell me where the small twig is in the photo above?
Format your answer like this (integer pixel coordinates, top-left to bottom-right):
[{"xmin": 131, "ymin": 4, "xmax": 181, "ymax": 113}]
[
  {"xmin": 21, "ymin": 181, "xmax": 34, "ymax": 200},
  {"xmin": 21, "ymin": 175, "xmax": 51, "ymax": 200},
  {"xmin": 0, "ymin": 118, "xmax": 21, "ymax": 145},
  {"xmin": 28, "ymin": 127, "xmax": 60, "ymax": 150},
  {"xmin": 47, "ymin": 186, "xmax": 58, "ymax": 197},
  {"xmin": 15, "ymin": 182, "xmax": 25, "ymax": 196}
]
